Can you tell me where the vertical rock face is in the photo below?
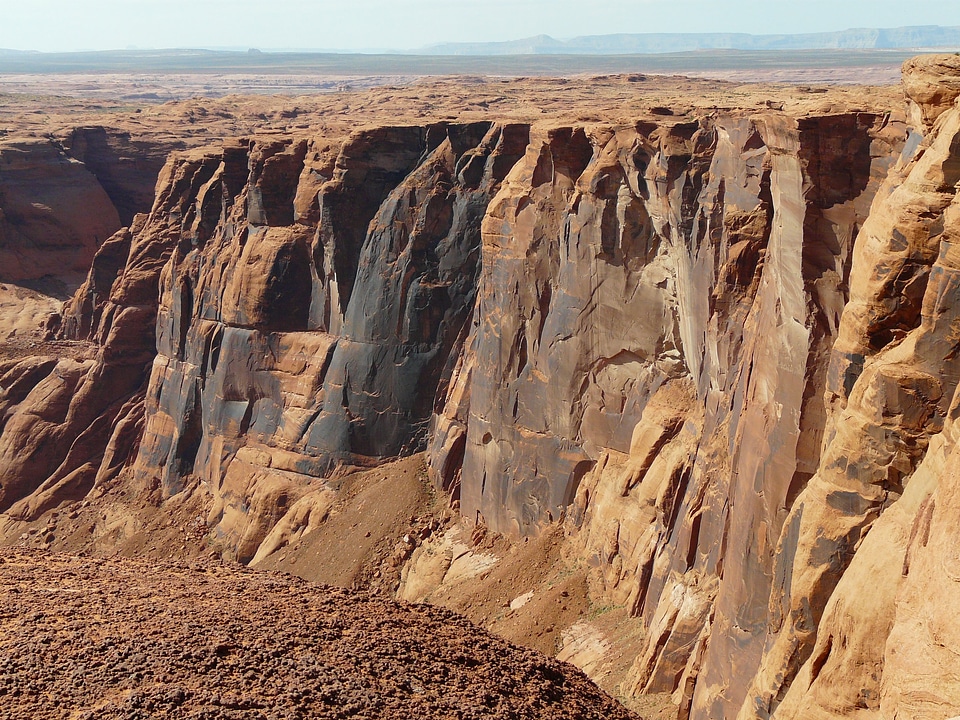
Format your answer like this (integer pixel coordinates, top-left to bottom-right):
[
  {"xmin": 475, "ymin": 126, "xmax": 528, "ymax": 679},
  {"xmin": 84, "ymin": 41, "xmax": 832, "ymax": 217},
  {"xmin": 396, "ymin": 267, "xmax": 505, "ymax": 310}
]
[
  {"xmin": 433, "ymin": 112, "xmax": 900, "ymax": 547},
  {"xmin": 424, "ymin": 110, "xmax": 904, "ymax": 717},
  {"xmin": 458, "ymin": 123, "xmax": 684, "ymax": 533},
  {"xmin": 739, "ymin": 54, "xmax": 960, "ymax": 720},
  {"xmin": 302, "ymin": 123, "xmax": 527, "ymax": 460},
  {"xmin": 122, "ymin": 123, "xmax": 529, "ymax": 560}
]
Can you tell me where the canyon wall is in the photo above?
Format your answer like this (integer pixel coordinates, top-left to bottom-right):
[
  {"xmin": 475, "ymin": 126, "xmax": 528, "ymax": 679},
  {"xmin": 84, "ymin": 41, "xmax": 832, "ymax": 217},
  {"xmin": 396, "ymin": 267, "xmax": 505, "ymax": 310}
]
[
  {"xmin": 2, "ymin": 57, "xmax": 960, "ymax": 719},
  {"xmin": 0, "ymin": 128, "xmax": 174, "ymax": 284},
  {"xmin": 0, "ymin": 138, "xmax": 120, "ymax": 282},
  {"xmin": 427, "ymin": 108, "xmax": 909, "ymax": 719}
]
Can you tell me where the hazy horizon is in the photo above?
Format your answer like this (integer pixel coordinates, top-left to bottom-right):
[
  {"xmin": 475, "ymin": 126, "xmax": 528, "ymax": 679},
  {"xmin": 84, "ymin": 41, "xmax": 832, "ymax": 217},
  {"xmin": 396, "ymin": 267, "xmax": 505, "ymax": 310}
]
[{"xmin": 3, "ymin": 1, "xmax": 960, "ymax": 53}]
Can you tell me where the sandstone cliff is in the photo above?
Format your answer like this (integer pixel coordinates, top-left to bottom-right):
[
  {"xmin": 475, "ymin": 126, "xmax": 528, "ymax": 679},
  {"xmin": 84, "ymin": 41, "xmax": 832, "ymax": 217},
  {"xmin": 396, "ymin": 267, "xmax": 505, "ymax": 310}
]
[
  {"xmin": 2, "ymin": 60, "xmax": 960, "ymax": 720},
  {"xmin": 426, "ymin": 109, "xmax": 907, "ymax": 719}
]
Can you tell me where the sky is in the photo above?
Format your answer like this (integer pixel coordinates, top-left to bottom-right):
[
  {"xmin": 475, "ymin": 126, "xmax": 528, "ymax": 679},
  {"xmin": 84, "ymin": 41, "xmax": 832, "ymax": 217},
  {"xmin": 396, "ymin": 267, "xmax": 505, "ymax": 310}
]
[{"xmin": 2, "ymin": 0, "xmax": 960, "ymax": 52}]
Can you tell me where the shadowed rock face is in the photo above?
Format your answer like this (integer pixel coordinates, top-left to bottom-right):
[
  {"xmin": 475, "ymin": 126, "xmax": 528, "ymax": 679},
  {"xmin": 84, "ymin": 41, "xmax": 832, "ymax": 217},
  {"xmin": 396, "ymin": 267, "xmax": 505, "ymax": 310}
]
[
  {"xmin": 124, "ymin": 123, "xmax": 529, "ymax": 561},
  {"xmin": 8, "ymin": 55, "xmax": 960, "ymax": 720},
  {"xmin": 0, "ymin": 127, "xmax": 185, "ymax": 286},
  {"xmin": 303, "ymin": 123, "xmax": 528, "ymax": 460},
  {"xmin": 61, "ymin": 126, "xmax": 177, "ymax": 227},
  {"xmin": 0, "ymin": 138, "xmax": 121, "ymax": 282}
]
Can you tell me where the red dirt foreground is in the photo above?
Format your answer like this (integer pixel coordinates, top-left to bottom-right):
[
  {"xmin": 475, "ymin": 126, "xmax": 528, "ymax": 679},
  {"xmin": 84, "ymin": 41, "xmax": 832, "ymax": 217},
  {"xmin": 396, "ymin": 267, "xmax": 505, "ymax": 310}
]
[{"xmin": 0, "ymin": 549, "xmax": 639, "ymax": 720}]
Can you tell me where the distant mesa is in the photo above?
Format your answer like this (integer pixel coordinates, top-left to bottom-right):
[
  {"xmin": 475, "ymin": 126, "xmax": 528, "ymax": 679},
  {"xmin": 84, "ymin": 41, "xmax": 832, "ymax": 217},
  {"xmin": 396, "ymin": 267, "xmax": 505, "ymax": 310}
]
[{"xmin": 419, "ymin": 25, "xmax": 960, "ymax": 55}]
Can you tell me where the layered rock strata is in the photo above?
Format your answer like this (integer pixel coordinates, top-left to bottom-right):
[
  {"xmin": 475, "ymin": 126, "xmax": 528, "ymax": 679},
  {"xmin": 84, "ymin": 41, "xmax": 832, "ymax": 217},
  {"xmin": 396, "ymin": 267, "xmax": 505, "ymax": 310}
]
[{"xmin": 0, "ymin": 123, "xmax": 529, "ymax": 561}]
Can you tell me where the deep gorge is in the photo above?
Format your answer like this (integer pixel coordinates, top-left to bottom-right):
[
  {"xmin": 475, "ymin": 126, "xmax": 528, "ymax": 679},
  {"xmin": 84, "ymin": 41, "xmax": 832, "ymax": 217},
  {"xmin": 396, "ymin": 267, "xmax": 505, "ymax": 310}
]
[{"xmin": 1, "ymin": 56, "xmax": 960, "ymax": 719}]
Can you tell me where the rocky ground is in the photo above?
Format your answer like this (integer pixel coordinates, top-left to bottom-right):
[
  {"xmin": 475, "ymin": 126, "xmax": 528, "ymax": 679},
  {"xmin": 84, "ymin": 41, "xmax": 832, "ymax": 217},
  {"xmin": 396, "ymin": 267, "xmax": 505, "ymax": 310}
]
[
  {"xmin": 0, "ymin": 73, "xmax": 903, "ymax": 146},
  {"xmin": 0, "ymin": 453, "xmax": 674, "ymax": 717},
  {"xmin": 0, "ymin": 548, "xmax": 640, "ymax": 720}
]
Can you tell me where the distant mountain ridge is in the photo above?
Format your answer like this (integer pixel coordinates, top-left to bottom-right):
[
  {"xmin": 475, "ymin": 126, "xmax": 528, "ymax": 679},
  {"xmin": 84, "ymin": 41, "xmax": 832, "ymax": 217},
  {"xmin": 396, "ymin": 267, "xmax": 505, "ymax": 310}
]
[{"xmin": 420, "ymin": 25, "xmax": 960, "ymax": 55}]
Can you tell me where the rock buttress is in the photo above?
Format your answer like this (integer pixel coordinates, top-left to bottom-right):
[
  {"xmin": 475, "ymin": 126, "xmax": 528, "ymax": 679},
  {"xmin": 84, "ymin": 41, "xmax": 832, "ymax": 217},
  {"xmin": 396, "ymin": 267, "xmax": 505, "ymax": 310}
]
[
  {"xmin": 736, "ymin": 54, "xmax": 960, "ymax": 720},
  {"xmin": 0, "ymin": 147, "xmax": 225, "ymax": 517},
  {"xmin": 428, "ymin": 109, "xmax": 905, "ymax": 718},
  {"xmin": 132, "ymin": 124, "xmax": 527, "ymax": 561}
]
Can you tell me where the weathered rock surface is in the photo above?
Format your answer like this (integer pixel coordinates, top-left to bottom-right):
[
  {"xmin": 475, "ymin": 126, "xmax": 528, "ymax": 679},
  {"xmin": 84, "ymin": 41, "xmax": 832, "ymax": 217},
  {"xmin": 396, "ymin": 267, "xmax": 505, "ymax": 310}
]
[
  {"xmin": 4, "ymin": 59, "xmax": 960, "ymax": 720},
  {"xmin": 424, "ymin": 61, "xmax": 960, "ymax": 718},
  {"xmin": 900, "ymin": 53, "xmax": 960, "ymax": 130},
  {"xmin": 120, "ymin": 123, "xmax": 530, "ymax": 561},
  {"xmin": 424, "ymin": 106, "xmax": 910, "ymax": 719},
  {"xmin": 732, "ymin": 56, "xmax": 960, "ymax": 720},
  {"xmin": 0, "ymin": 146, "xmax": 226, "ymax": 518}
]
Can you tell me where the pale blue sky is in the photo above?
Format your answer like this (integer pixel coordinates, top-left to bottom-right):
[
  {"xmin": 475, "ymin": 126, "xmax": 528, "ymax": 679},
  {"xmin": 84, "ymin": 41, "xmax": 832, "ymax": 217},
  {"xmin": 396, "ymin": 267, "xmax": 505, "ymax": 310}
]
[{"xmin": 3, "ymin": 0, "xmax": 959, "ymax": 52}]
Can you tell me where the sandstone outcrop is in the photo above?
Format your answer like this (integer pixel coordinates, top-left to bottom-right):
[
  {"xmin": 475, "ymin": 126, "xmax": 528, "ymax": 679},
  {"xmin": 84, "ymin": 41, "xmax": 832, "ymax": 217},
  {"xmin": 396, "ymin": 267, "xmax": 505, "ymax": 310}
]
[
  {"xmin": 0, "ymin": 122, "xmax": 530, "ymax": 560},
  {"xmin": 900, "ymin": 53, "xmax": 960, "ymax": 130},
  {"xmin": 0, "ymin": 146, "xmax": 226, "ymax": 518},
  {"xmin": 4, "ymin": 59, "xmax": 960, "ymax": 720}
]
